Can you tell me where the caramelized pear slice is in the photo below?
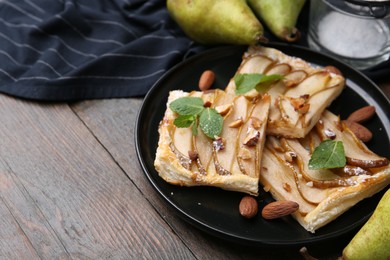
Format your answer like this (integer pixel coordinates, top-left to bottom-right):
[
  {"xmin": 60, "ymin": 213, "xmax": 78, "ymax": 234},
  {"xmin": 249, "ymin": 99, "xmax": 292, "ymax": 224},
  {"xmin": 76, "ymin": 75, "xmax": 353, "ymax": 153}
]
[
  {"xmin": 225, "ymin": 54, "xmax": 275, "ymax": 98},
  {"xmin": 283, "ymin": 138, "xmax": 361, "ymax": 190},
  {"xmin": 285, "ymin": 71, "xmax": 330, "ymax": 98},
  {"xmin": 265, "ymin": 136, "xmax": 335, "ymax": 204},
  {"xmin": 283, "ymin": 70, "xmax": 308, "ymax": 88},
  {"xmin": 261, "ymin": 147, "xmax": 317, "ymax": 214},
  {"xmin": 238, "ymin": 54, "xmax": 275, "ymax": 74},
  {"xmin": 235, "ymin": 95, "xmax": 270, "ymax": 177},
  {"xmin": 319, "ymin": 111, "xmax": 389, "ymax": 166},
  {"xmin": 213, "ymin": 95, "xmax": 248, "ymax": 175},
  {"xmin": 266, "ymin": 63, "xmax": 292, "ymax": 75}
]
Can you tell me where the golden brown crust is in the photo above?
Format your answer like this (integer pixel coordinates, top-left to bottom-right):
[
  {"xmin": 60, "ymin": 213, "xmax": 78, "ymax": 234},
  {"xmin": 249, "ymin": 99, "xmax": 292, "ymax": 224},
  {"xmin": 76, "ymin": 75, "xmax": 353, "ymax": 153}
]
[
  {"xmin": 261, "ymin": 110, "xmax": 390, "ymax": 233},
  {"xmin": 154, "ymin": 46, "xmax": 389, "ymax": 234},
  {"xmin": 154, "ymin": 90, "xmax": 270, "ymax": 196},
  {"xmin": 225, "ymin": 45, "xmax": 345, "ymax": 138}
]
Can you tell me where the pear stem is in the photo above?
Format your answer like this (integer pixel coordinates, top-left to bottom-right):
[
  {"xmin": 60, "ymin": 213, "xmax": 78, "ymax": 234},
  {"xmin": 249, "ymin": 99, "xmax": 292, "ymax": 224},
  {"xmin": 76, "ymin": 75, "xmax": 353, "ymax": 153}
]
[
  {"xmin": 285, "ymin": 28, "xmax": 301, "ymax": 43},
  {"xmin": 256, "ymin": 35, "xmax": 269, "ymax": 44}
]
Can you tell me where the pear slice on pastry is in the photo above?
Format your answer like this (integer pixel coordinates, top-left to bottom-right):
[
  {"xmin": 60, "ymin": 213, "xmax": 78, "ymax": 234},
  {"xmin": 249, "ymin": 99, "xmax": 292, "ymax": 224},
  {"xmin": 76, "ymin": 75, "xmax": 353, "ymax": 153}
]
[
  {"xmin": 260, "ymin": 110, "xmax": 390, "ymax": 233},
  {"xmin": 225, "ymin": 45, "xmax": 345, "ymax": 138},
  {"xmin": 154, "ymin": 89, "xmax": 270, "ymax": 196}
]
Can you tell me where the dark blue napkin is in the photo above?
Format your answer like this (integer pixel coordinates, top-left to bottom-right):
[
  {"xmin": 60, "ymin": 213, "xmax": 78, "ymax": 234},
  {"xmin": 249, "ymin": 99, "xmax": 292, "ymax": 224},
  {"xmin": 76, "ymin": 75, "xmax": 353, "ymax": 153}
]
[
  {"xmin": 0, "ymin": 0, "xmax": 206, "ymax": 101},
  {"xmin": 0, "ymin": 0, "xmax": 388, "ymax": 101}
]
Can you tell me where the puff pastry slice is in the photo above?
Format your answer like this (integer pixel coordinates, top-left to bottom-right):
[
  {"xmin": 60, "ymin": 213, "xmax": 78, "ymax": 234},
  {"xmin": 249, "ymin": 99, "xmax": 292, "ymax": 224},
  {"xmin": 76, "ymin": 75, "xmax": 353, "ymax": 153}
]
[
  {"xmin": 154, "ymin": 89, "xmax": 271, "ymax": 196},
  {"xmin": 225, "ymin": 45, "xmax": 345, "ymax": 138},
  {"xmin": 260, "ymin": 110, "xmax": 390, "ymax": 232}
]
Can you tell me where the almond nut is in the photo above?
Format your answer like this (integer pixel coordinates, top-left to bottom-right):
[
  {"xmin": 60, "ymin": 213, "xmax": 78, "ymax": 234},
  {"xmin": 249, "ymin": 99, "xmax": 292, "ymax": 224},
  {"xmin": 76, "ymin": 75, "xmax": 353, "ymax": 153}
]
[
  {"xmin": 324, "ymin": 65, "xmax": 342, "ymax": 76},
  {"xmin": 261, "ymin": 200, "xmax": 299, "ymax": 219},
  {"xmin": 297, "ymin": 103, "xmax": 310, "ymax": 114},
  {"xmin": 283, "ymin": 183, "xmax": 292, "ymax": 192},
  {"xmin": 324, "ymin": 128, "xmax": 336, "ymax": 139},
  {"xmin": 243, "ymin": 128, "xmax": 260, "ymax": 147},
  {"xmin": 239, "ymin": 196, "xmax": 258, "ymax": 219},
  {"xmin": 284, "ymin": 151, "xmax": 297, "ymax": 163},
  {"xmin": 198, "ymin": 70, "xmax": 215, "ymax": 91},
  {"xmin": 250, "ymin": 117, "xmax": 262, "ymax": 129},
  {"xmin": 215, "ymin": 104, "xmax": 232, "ymax": 116},
  {"xmin": 229, "ymin": 118, "xmax": 244, "ymax": 128},
  {"xmin": 343, "ymin": 120, "xmax": 372, "ymax": 142},
  {"xmin": 347, "ymin": 105, "xmax": 376, "ymax": 124}
]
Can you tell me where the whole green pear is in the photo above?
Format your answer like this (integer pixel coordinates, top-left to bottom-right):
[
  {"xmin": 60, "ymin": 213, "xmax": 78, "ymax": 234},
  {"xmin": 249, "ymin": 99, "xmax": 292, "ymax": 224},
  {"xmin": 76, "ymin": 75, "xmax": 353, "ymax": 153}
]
[
  {"xmin": 166, "ymin": 0, "xmax": 265, "ymax": 45},
  {"xmin": 343, "ymin": 188, "xmax": 390, "ymax": 260},
  {"xmin": 247, "ymin": 0, "xmax": 306, "ymax": 42}
]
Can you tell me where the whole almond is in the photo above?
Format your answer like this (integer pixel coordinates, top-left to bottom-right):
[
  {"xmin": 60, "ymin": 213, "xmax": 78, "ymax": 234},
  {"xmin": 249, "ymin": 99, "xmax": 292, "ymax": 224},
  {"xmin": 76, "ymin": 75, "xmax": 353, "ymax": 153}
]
[
  {"xmin": 343, "ymin": 120, "xmax": 372, "ymax": 142},
  {"xmin": 261, "ymin": 200, "xmax": 299, "ymax": 219},
  {"xmin": 347, "ymin": 105, "xmax": 376, "ymax": 123},
  {"xmin": 239, "ymin": 196, "xmax": 258, "ymax": 219},
  {"xmin": 324, "ymin": 65, "xmax": 342, "ymax": 76},
  {"xmin": 198, "ymin": 70, "xmax": 215, "ymax": 91}
]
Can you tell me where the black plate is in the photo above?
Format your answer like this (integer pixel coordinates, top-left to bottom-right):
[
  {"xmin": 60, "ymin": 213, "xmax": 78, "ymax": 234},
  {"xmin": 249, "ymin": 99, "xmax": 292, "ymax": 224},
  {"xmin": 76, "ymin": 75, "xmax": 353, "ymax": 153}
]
[{"xmin": 135, "ymin": 43, "xmax": 390, "ymax": 247}]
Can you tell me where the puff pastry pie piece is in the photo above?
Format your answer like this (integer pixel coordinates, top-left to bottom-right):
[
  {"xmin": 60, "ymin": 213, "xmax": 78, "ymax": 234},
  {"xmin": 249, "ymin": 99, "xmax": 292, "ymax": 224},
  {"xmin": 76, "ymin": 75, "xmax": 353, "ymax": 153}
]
[
  {"xmin": 261, "ymin": 110, "xmax": 390, "ymax": 233},
  {"xmin": 154, "ymin": 89, "xmax": 270, "ymax": 196},
  {"xmin": 225, "ymin": 45, "xmax": 345, "ymax": 138}
]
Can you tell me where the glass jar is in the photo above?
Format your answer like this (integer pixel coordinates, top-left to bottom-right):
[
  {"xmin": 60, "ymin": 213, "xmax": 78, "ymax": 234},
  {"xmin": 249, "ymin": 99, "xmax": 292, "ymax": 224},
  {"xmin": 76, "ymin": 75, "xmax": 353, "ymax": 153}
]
[{"xmin": 308, "ymin": 0, "xmax": 390, "ymax": 69}]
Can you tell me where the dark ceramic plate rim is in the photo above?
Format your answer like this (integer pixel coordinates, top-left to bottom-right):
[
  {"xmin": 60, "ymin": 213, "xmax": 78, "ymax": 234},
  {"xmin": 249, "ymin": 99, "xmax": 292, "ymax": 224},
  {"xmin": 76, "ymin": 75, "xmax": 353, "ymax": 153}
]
[{"xmin": 135, "ymin": 42, "xmax": 390, "ymax": 247}]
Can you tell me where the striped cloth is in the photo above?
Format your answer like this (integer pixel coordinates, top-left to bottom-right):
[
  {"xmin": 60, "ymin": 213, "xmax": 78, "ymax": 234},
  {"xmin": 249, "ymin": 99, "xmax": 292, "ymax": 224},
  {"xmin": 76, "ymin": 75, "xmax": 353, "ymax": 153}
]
[
  {"xmin": 0, "ymin": 1, "xmax": 388, "ymax": 101},
  {"xmin": 0, "ymin": 0, "xmax": 205, "ymax": 101}
]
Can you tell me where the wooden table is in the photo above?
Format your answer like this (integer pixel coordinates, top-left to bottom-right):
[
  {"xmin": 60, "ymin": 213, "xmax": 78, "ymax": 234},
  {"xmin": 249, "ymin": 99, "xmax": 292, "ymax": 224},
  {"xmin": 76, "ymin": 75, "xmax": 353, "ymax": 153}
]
[{"xmin": 0, "ymin": 78, "xmax": 388, "ymax": 259}]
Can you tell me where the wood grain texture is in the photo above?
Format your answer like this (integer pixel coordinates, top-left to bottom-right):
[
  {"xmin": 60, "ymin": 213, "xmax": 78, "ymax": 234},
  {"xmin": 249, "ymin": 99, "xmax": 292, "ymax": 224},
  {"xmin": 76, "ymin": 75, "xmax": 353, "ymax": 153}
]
[
  {"xmin": 71, "ymin": 80, "xmax": 389, "ymax": 259},
  {"xmin": 0, "ymin": 95, "xmax": 195, "ymax": 259},
  {"xmin": 0, "ymin": 78, "xmax": 387, "ymax": 260},
  {"xmin": 70, "ymin": 99, "xmax": 305, "ymax": 259}
]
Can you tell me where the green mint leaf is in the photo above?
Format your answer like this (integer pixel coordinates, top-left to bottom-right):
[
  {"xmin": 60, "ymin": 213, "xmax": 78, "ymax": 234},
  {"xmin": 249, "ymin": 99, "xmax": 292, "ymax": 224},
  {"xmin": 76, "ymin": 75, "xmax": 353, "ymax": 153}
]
[
  {"xmin": 255, "ymin": 74, "xmax": 284, "ymax": 93},
  {"xmin": 234, "ymin": 73, "xmax": 283, "ymax": 94},
  {"xmin": 234, "ymin": 74, "xmax": 261, "ymax": 94},
  {"xmin": 199, "ymin": 108, "xmax": 223, "ymax": 139},
  {"xmin": 173, "ymin": 115, "xmax": 196, "ymax": 128},
  {"xmin": 169, "ymin": 96, "xmax": 204, "ymax": 115},
  {"xmin": 308, "ymin": 140, "xmax": 346, "ymax": 169},
  {"xmin": 192, "ymin": 120, "xmax": 198, "ymax": 136}
]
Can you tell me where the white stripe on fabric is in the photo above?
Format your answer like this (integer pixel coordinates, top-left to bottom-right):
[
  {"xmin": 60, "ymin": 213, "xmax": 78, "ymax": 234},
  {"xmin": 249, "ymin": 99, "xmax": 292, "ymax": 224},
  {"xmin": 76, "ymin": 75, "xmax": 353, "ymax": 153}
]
[
  {"xmin": 0, "ymin": 50, "xmax": 27, "ymax": 66},
  {"xmin": 77, "ymin": 2, "xmax": 117, "ymax": 14},
  {"xmin": 0, "ymin": 42, "xmax": 78, "ymax": 70},
  {"xmin": 47, "ymin": 48, "xmax": 78, "ymax": 69},
  {"xmin": 0, "ymin": 32, "xmax": 43, "ymax": 54},
  {"xmin": 17, "ymin": 69, "xmax": 166, "ymax": 81},
  {"xmin": 55, "ymin": 14, "xmax": 125, "ymax": 47},
  {"xmin": 141, "ymin": 34, "xmax": 176, "ymax": 40},
  {"xmin": 0, "ymin": 69, "xmax": 16, "ymax": 81},
  {"xmin": 101, "ymin": 50, "xmax": 181, "ymax": 59},
  {"xmin": 86, "ymin": 19, "xmax": 138, "ymax": 39},
  {"xmin": 36, "ymin": 60, "xmax": 62, "ymax": 77},
  {"xmin": 0, "ymin": 18, "xmax": 98, "ymax": 59},
  {"xmin": 152, "ymin": 20, "xmax": 167, "ymax": 29},
  {"xmin": 23, "ymin": 0, "xmax": 45, "ymax": 14},
  {"xmin": 2, "ymin": 1, "xmax": 42, "ymax": 22}
]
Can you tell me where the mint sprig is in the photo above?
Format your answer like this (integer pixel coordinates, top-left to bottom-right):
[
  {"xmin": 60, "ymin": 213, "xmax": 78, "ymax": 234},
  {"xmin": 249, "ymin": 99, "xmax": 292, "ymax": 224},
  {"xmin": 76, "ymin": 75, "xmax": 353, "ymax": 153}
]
[
  {"xmin": 169, "ymin": 96, "xmax": 204, "ymax": 115},
  {"xmin": 234, "ymin": 73, "xmax": 283, "ymax": 95},
  {"xmin": 308, "ymin": 140, "xmax": 346, "ymax": 169},
  {"xmin": 169, "ymin": 97, "xmax": 223, "ymax": 139},
  {"xmin": 199, "ymin": 108, "xmax": 223, "ymax": 139}
]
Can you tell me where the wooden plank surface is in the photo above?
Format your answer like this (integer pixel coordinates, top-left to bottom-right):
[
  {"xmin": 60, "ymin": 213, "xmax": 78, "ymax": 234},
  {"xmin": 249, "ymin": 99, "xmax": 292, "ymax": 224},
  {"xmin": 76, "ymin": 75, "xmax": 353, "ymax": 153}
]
[
  {"xmin": 0, "ymin": 79, "xmax": 388, "ymax": 260},
  {"xmin": 0, "ymin": 95, "xmax": 195, "ymax": 259},
  {"xmin": 70, "ymin": 99, "xmax": 330, "ymax": 259},
  {"xmin": 70, "ymin": 82, "xmax": 389, "ymax": 259}
]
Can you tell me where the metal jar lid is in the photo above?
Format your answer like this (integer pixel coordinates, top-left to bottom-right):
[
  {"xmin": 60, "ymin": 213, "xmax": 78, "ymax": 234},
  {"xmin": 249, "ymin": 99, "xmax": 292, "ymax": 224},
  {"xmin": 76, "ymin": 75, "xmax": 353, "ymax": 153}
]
[{"xmin": 324, "ymin": 0, "xmax": 390, "ymax": 18}]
